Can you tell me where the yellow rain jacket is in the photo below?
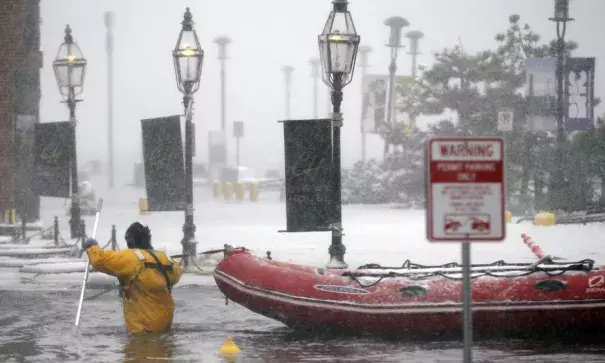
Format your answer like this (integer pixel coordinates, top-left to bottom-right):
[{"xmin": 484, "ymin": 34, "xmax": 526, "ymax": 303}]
[{"xmin": 86, "ymin": 245, "xmax": 183, "ymax": 334}]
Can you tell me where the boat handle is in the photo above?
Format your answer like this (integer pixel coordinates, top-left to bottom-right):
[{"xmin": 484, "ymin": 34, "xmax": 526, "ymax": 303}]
[
  {"xmin": 398, "ymin": 285, "xmax": 427, "ymax": 298},
  {"xmin": 534, "ymin": 280, "xmax": 567, "ymax": 293}
]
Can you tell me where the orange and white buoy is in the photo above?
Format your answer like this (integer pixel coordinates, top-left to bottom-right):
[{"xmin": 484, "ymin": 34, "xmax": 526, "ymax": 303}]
[{"xmin": 521, "ymin": 233, "xmax": 545, "ymax": 259}]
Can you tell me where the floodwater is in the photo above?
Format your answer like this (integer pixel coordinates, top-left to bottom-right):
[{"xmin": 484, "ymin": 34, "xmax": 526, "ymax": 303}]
[
  {"xmin": 2, "ymin": 282, "xmax": 605, "ymax": 363},
  {"xmin": 2, "ymin": 184, "xmax": 605, "ymax": 362}
]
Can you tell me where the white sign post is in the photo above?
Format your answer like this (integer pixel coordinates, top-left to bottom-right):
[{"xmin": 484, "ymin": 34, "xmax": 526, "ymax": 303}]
[
  {"xmin": 497, "ymin": 108, "xmax": 514, "ymax": 132},
  {"xmin": 426, "ymin": 137, "xmax": 506, "ymax": 363}
]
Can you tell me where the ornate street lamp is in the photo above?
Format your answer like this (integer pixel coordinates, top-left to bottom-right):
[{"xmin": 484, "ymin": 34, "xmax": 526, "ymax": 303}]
[
  {"xmin": 318, "ymin": 0, "xmax": 360, "ymax": 269},
  {"xmin": 549, "ymin": 0, "xmax": 573, "ymax": 211},
  {"xmin": 53, "ymin": 24, "xmax": 87, "ymax": 239},
  {"xmin": 173, "ymin": 7, "xmax": 204, "ymax": 270}
]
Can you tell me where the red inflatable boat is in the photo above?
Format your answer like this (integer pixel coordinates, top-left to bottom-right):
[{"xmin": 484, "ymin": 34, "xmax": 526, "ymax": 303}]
[{"xmin": 214, "ymin": 237, "xmax": 605, "ymax": 338}]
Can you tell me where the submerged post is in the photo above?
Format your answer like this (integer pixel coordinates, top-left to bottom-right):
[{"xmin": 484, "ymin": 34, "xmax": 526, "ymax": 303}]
[
  {"xmin": 462, "ymin": 238, "xmax": 472, "ymax": 363},
  {"xmin": 54, "ymin": 216, "xmax": 59, "ymax": 245},
  {"xmin": 111, "ymin": 224, "xmax": 117, "ymax": 250}
]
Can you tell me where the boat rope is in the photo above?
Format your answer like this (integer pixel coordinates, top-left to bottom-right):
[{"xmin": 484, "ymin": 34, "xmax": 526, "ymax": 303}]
[{"xmin": 343, "ymin": 259, "xmax": 596, "ymax": 286}]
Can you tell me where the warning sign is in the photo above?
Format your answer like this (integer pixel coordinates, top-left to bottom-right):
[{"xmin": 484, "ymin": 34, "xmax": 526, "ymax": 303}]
[{"xmin": 426, "ymin": 137, "xmax": 506, "ymax": 242}]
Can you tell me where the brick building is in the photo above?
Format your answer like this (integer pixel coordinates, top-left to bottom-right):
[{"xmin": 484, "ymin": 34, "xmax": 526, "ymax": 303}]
[{"xmin": 0, "ymin": 0, "xmax": 42, "ymax": 221}]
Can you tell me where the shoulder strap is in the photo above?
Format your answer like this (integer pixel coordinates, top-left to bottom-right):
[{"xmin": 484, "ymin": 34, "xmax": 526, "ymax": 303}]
[{"xmin": 146, "ymin": 250, "xmax": 173, "ymax": 293}]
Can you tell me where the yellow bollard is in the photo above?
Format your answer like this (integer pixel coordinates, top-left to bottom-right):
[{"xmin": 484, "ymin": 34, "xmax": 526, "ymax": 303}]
[
  {"xmin": 249, "ymin": 182, "xmax": 259, "ymax": 202},
  {"xmin": 235, "ymin": 182, "xmax": 245, "ymax": 201},
  {"xmin": 534, "ymin": 212, "xmax": 555, "ymax": 226},
  {"xmin": 5, "ymin": 209, "xmax": 16, "ymax": 224},
  {"xmin": 139, "ymin": 197, "xmax": 150, "ymax": 216},
  {"xmin": 219, "ymin": 336, "xmax": 241, "ymax": 362},
  {"xmin": 505, "ymin": 210, "xmax": 512, "ymax": 223},
  {"xmin": 223, "ymin": 182, "xmax": 233, "ymax": 201},
  {"xmin": 212, "ymin": 182, "xmax": 222, "ymax": 199}
]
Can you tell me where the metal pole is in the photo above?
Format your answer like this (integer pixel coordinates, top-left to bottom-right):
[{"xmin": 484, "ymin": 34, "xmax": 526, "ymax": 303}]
[
  {"xmin": 385, "ymin": 53, "xmax": 397, "ymax": 156},
  {"xmin": 326, "ymin": 75, "xmax": 346, "ymax": 269},
  {"xmin": 236, "ymin": 137, "xmax": 240, "ymax": 169},
  {"xmin": 214, "ymin": 37, "xmax": 231, "ymax": 131},
  {"xmin": 282, "ymin": 66, "xmax": 294, "ymax": 119},
  {"xmin": 462, "ymin": 239, "xmax": 472, "ymax": 363},
  {"xmin": 384, "ymin": 17, "xmax": 408, "ymax": 156},
  {"xmin": 68, "ymin": 87, "xmax": 81, "ymax": 239},
  {"xmin": 75, "ymin": 198, "xmax": 103, "ymax": 328},
  {"xmin": 357, "ymin": 46, "xmax": 371, "ymax": 162},
  {"xmin": 555, "ymin": 26, "xmax": 566, "ymax": 212},
  {"xmin": 309, "ymin": 59, "xmax": 320, "ymax": 119},
  {"xmin": 549, "ymin": 0, "xmax": 573, "ymax": 212},
  {"xmin": 214, "ymin": 36, "xmax": 230, "ymax": 177},
  {"xmin": 181, "ymin": 93, "xmax": 196, "ymax": 270},
  {"xmin": 405, "ymin": 30, "xmax": 424, "ymax": 81},
  {"xmin": 104, "ymin": 12, "xmax": 115, "ymax": 189}
]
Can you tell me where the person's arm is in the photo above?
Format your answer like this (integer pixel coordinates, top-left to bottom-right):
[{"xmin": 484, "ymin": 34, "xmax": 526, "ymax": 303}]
[
  {"xmin": 85, "ymin": 240, "xmax": 135, "ymax": 279},
  {"xmin": 168, "ymin": 258, "xmax": 183, "ymax": 286}
]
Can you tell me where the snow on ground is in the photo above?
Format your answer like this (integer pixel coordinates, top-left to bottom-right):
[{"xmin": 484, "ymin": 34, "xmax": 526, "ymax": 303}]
[{"xmin": 1, "ymin": 175, "xmax": 605, "ymax": 289}]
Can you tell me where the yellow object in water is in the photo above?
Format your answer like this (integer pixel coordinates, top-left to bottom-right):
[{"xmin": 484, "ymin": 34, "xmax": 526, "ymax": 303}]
[
  {"xmin": 139, "ymin": 197, "xmax": 149, "ymax": 216},
  {"xmin": 534, "ymin": 212, "xmax": 556, "ymax": 226},
  {"xmin": 219, "ymin": 336, "xmax": 241, "ymax": 357},
  {"xmin": 505, "ymin": 210, "xmax": 512, "ymax": 223}
]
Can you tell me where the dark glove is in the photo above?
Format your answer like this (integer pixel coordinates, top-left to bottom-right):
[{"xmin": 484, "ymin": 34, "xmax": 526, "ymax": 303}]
[{"xmin": 83, "ymin": 238, "xmax": 98, "ymax": 250}]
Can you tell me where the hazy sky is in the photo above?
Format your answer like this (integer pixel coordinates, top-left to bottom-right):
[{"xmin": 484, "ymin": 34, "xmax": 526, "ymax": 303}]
[{"xmin": 40, "ymin": 0, "xmax": 605, "ymax": 185}]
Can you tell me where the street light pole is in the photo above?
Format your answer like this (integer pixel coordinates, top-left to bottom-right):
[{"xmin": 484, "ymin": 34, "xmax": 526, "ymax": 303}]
[
  {"xmin": 549, "ymin": 0, "xmax": 573, "ymax": 211},
  {"xmin": 405, "ymin": 30, "xmax": 423, "ymax": 129},
  {"xmin": 357, "ymin": 46, "xmax": 371, "ymax": 162},
  {"xmin": 173, "ymin": 7, "xmax": 204, "ymax": 270},
  {"xmin": 53, "ymin": 25, "xmax": 87, "ymax": 239},
  {"xmin": 214, "ymin": 36, "xmax": 231, "ymax": 133},
  {"xmin": 309, "ymin": 58, "xmax": 320, "ymax": 119},
  {"xmin": 405, "ymin": 30, "xmax": 423, "ymax": 79},
  {"xmin": 318, "ymin": 0, "xmax": 360, "ymax": 269},
  {"xmin": 104, "ymin": 11, "xmax": 115, "ymax": 189},
  {"xmin": 282, "ymin": 65, "xmax": 294, "ymax": 120},
  {"xmin": 384, "ymin": 16, "xmax": 409, "ymax": 155}
]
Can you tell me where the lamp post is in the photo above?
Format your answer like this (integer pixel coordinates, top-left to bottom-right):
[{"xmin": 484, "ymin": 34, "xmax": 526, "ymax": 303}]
[
  {"xmin": 282, "ymin": 65, "xmax": 294, "ymax": 120},
  {"xmin": 173, "ymin": 7, "xmax": 204, "ymax": 270},
  {"xmin": 357, "ymin": 45, "xmax": 372, "ymax": 162},
  {"xmin": 405, "ymin": 30, "xmax": 423, "ymax": 130},
  {"xmin": 549, "ymin": 0, "xmax": 573, "ymax": 211},
  {"xmin": 214, "ymin": 36, "xmax": 231, "ymax": 133},
  {"xmin": 309, "ymin": 58, "xmax": 321, "ymax": 119},
  {"xmin": 53, "ymin": 25, "xmax": 87, "ymax": 239},
  {"xmin": 318, "ymin": 0, "xmax": 360, "ymax": 269},
  {"xmin": 384, "ymin": 16, "xmax": 409, "ymax": 155},
  {"xmin": 104, "ymin": 11, "xmax": 115, "ymax": 189},
  {"xmin": 405, "ymin": 30, "xmax": 423, "ymax": 79}
]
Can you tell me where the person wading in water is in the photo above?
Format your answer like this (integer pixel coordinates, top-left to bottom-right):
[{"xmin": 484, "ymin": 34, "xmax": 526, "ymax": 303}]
[{"xmin": 83, "ymin": 222, "xmax": 183, "ymax": 334}]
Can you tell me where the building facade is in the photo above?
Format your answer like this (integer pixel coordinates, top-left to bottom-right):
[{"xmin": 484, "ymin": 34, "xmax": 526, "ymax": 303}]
[{"xmin": 0, "ymin": 0, "xmax": 42, "ymax": 221}]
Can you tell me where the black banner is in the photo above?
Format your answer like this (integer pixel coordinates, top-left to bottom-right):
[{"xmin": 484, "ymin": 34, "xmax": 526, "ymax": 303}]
[
  {"xmin": 283, "ymin": 119, "xmax": 338, "ymax": 232},
  {"xmin": 34, "ymin": 121, "xmax": 73, "ymax": 198},
  {"xmin": 565, "ymin": 57, "xmax": 595, "ymax": 132},
  {"xmin": 141, "ymin": 115, "xmax": 185, "ymax": 211}
]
